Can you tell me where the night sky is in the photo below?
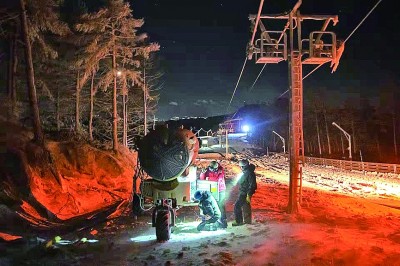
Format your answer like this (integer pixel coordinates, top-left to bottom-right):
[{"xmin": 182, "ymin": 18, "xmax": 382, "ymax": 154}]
[{"xmin": 130, "ymin": 0, "xmax": 399, "ymax": 120}]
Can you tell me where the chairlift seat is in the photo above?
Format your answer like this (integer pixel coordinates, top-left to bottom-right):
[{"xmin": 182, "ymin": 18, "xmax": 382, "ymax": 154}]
[
  {"xmin": 302, "ymin": 57, "xmax": 332, "ymax": 65},
  {"xmin": 256, "ymin": 57, "xmax": 286, "ymax": 64}
]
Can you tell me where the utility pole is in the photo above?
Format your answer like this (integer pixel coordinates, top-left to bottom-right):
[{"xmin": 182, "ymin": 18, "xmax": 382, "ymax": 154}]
[
  {"xmin": 143, "ymin": 62, "xmax": 148, "ymax": 136},
  {"xmin": 248, "ymin": 0, "xmax": 340, "ymax": 213},
  {"xmin": 332, "ymin": 122, "xmax": 352, "ymax": 160}
]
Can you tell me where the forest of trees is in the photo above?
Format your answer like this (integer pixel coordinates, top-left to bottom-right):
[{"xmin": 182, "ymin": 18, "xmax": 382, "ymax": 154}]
[
  {"xmin": 302, "ymin": 87, "xmax": 400, "ymax": 164},
  {"xmin": 0, "ymin": 0, "xmax": 160, "ymax": 151},
  {"xmin": 0, "ymin": 1, "xmax": 398, "ymax": 164},
  {"xmin": 245, "ymin": 86, "xmax": 400, "ymax": 164}
]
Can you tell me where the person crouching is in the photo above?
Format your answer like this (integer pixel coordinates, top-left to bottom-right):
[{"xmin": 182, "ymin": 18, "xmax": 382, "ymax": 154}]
[{"xmin": 194, "ymin": 190, "xmax": 222, "ymax": 231}]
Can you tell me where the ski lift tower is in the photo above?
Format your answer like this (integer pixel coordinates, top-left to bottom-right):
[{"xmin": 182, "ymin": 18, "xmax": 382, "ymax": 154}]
[{"xmin": 248, "ymin": 0, "xmax": 340, "ymax": 213}]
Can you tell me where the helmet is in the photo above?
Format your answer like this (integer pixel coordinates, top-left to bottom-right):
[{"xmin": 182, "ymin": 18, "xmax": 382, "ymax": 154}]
[
  {"xmin": 209, "ymin": 161, "xmax": 218, "ymax": 171},
  {"xmin": 239, "ymin": 159, "xmax": 249, "ymax": 168},
  {"xmin": 194, "ymin": 191, "xmax": 203, "ymax": 201}
]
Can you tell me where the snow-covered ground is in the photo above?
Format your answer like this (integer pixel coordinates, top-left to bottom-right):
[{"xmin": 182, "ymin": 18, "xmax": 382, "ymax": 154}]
[{"xmin": 2, "ymin": 135, "xmax": 400, "ymax": 266}]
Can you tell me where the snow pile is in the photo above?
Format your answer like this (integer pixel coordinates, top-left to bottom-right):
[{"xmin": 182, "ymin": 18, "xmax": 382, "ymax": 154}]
[
  {"xmin": 0, "ymin": 118, "xmax": 136, "ymax": 228},
  {"xmin": 25, "ymin": 141, "xmax": 137, "ymax": 221}
]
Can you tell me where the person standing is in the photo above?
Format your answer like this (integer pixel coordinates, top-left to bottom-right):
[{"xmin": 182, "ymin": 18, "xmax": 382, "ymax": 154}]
[
  {"xmin": 199, "ymin": 160, "xmax": 227, "ymax": 228},
  {"xmin": 232, "ymin": 159, "xmax": 257, "ymax": 226}
]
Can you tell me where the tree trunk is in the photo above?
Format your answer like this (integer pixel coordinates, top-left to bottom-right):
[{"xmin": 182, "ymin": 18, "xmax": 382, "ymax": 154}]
[
  {"xmin": 11, "ymin": 34, "xmax": 18, "ymax": 116},
  {"xmin": 340, "ymin": 134, "xmax": 344, "ymax": 156},
  {"xmin": 125, "ymin": 95, "xmax": 129, "ymax": 147},
  {"xmin": 351, "ymin": 119, "xmax": 356, "ymax": 153},
  {"xmin": 112, "ymin": 47, "xmax": 118, "ymax": 151},
  {"xmin": 315, "ymin": 113, "xmax": 322, "ymax": 156},
  {"xmin": 376, "ymin": 136, "xmax": 381, "ymax": 161},
  {"xmin": 89, "ymin": 71, "xmax": 95, "ymax": 141},
  {"xmin": 143, "ymin": 65, "xmax": 147, "ymax": 136},
  {"xmin": 20, "ymin": 0, "xmax": 44, "ymax": 145},
  {"xmin": 7, "ymin": 34, "xmax": 14, "ymax": 117},
  {"xmin": 323, "ymin": 109, "xmax": 331, "ymax": 155},
  {"xmin": 122, "ymin": 94, "xmax": 127, "ymax": 147},
  {"xmin": 334, "ymin": 137, "xmax": 338, "ymax": 153},
  {"xmin": 56, "ymin": 88, "xmax": 60, "ymax": 131},
  {"xmin": 393, "ymin": 112, "xmax": 397, "ymax": 159},
  {"xmin": 75, "ymin": 71, "xmax": 81, "ymax": 133}
]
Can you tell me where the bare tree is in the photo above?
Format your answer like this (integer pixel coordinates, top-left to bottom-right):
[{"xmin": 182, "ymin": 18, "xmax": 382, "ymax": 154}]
[
  {"xmin": 88, "ymin": 70, "xmax": 95, "ymax": 141},
  {"xmin": 20, "ymin": 0, "xmax": 43, "ymax": 144},
  {"xmin": 315, "ymin": 112, "xmax": 322, "ymax": 157},
  {"xmin": 1, "ymin": 0, "xmax": 69, "ymax": 141},
  {"xmin": 323, "ymin": 109, "xmax": 331, "ymax": 155}
]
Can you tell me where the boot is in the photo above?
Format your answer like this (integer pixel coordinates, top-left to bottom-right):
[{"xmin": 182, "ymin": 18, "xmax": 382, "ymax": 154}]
[
  {"xmin": 197, "ymin": 222, "xmax": 206, "ymax": 231},
  {"xmin": 243, "ymin": 203, "xmax": 252, "ymax": 224},
  {"xmin": 232, "ymin": 221, "xmax": 243, "ymax": 227},
  {"xmin": 221, "ymin": 220, "xmax": 228, "ymax": 229}
]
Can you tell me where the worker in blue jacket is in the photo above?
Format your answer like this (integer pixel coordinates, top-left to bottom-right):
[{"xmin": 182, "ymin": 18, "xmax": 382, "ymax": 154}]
[{"xmin": 194, "ymin": 190, "xmax": 222, "ymax": 231}]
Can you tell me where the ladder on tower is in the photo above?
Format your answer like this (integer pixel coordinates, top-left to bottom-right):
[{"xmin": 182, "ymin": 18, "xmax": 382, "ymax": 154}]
[{"xmin": 290, "ymin": 52, "xmax": 304, "ymax": 208}]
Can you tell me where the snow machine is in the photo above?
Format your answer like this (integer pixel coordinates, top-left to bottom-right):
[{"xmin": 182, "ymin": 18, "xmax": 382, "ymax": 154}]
[{"xmin": 134, "ymin": 126, "xmax": 220, "ymax": 241}]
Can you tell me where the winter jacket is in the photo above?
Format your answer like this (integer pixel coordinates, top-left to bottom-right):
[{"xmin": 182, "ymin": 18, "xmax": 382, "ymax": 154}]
[
  {"xmin": 199, "ymin": 165, "xmax": 226, "ymax": 192},
  {"xmin": 238, "ymin": 163, "xmax": 257, "ymax": 196},
  {"xmin": 198, "ymin": 191, "xmax": 221, "ymax": 223}
]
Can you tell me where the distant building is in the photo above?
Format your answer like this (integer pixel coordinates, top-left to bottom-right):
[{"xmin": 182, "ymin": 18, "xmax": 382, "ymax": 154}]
[{"xmin": 220, "ymin": 103, "xmax": 271, "ymax": 134}]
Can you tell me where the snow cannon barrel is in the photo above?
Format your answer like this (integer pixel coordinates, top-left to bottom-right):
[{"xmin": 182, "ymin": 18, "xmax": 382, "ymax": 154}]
[{"xmin": 137, "ymin": 127, "xmax": 199, "ymax": 182}]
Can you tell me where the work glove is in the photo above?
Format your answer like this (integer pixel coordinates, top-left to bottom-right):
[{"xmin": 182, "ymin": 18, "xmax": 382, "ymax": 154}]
[
  {"xmin": 246, "ymin": 194, "xmax": 251, "ymax": 203},
  {"xmin": 204, "ymin": 214, "xmax": 212, "ymax": 221}
]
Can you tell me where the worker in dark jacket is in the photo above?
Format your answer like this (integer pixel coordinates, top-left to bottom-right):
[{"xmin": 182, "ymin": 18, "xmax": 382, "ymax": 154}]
[
  {"xmin": 232, "ymin": 159, "xmax": 257, "ymax": 226},
  {"xmin": 194, "ymin": 190, "xmax": 222, "ymax": 231}
]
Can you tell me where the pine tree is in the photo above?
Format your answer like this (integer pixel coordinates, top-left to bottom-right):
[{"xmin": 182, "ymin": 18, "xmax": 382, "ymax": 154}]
[
  {"xmin": 1, "ymin": 0, "xmax": 69, "ymax": 143},
  {"xmin": 75, "ymin": 0, "xmax": 159, "ymax": 151}
]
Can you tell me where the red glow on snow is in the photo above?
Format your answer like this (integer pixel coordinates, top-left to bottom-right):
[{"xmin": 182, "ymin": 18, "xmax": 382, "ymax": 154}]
[
  {"xmin": 0, "ymin": 232, "xmax": 22, "ymax": 242},
  {"xmin": 18, "ymin": 141, "xmax": 136, "ymax": 222}
]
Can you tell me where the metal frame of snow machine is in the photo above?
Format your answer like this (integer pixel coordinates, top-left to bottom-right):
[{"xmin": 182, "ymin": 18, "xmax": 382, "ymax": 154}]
[{"xmin": 134, "ymin": 168, "xmax": 220, "ymax": 241}]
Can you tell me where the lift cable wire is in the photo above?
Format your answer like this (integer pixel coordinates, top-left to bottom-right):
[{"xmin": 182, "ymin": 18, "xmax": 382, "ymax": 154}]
[
  {"xmin": 248, "ymin": 11, "xmax": 296, "ymax": 93},
  {"xmin": 344, "ymin": 0, "xmax": 382, "ymax": 44},
  {"xmin": 277, "ymin": 0, "xmax": 383, "ymax": 99},
  {"xmin": 227, "ymin": 57, "xmax": 248, "ymax": 112},
  {"xmin": 227, "ymin": 0, "xmax": 265, "ymax": 111},
  {"xmin": 248, "ymin": 63, "xmax": 267, "ymax": 92}
]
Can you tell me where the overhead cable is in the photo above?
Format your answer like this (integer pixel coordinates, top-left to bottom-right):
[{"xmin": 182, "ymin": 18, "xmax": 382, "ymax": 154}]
[
  {"xmin": 277, "ymin": 0, "xmax": 383, "ymax": 99},
  {"xmin": 227, "ymin": 57, "xmax": 248, "ymax": 112},
  {"xmin": 248, "ymin": 64, "xmax": 266, "ymax": 92}
]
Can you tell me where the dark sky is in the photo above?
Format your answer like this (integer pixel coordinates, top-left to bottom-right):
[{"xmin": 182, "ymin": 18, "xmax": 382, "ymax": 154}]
[{"xmin": 130, "ymin": 0, "xmax": 399, "ymax": 120}]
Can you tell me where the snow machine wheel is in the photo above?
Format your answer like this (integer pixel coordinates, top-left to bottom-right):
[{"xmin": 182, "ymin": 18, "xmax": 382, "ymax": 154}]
[
  {"xmin": 132, "ymin": 193, "xmax": 143, "ymax": 216},
  {"xmin": 155, "ymin": 210, "xmax": 171, "ymax": 241}
]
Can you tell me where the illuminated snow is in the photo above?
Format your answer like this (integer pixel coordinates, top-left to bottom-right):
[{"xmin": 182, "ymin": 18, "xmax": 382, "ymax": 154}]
[{"xmin": 130, "ymin": 221, "xmax": 229, "ymax": 243}]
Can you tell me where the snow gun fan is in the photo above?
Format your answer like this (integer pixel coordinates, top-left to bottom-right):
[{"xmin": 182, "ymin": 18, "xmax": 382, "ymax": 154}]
[
  {"xmin": 135, "ymin": 126, "xmax": 200, "ymax": 242},
  {"xmin": 137, "ymin": 126, "xmax": 199, "ymax": 183}
]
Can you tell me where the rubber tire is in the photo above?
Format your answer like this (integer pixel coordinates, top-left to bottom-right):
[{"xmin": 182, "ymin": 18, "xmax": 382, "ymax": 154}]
[{"xmin": 155, "ymin": 210, "xmax": 171, "ymax": 241}]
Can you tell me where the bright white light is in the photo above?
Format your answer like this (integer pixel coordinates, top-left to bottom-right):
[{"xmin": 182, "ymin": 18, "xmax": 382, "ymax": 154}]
[
  {"xmin": 232, "ymin": 173, "xmax": 243, "ymax": 186},
  {"xmin": 242, "ymin": 125, "xmax": 250, "ymax": 132},
  {"xmin": 130, "ymin": 234, "xmax": 156, "ymax": 243},
  {"xmin": 117, "ymin": 71, "xmax": 122, "ymax": 76},
  {"xmin": 129, "ymin": 221, "xmax": 228, "ymax": 243}
]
